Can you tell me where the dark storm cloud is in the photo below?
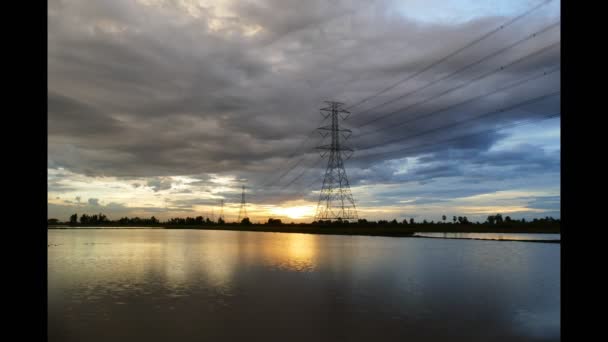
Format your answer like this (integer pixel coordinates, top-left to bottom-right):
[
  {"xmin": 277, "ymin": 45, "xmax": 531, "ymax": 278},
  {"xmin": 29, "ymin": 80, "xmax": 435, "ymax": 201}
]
[{"xmin": 48, "ymin": 0, "xmax": 560, "ymax": 199}]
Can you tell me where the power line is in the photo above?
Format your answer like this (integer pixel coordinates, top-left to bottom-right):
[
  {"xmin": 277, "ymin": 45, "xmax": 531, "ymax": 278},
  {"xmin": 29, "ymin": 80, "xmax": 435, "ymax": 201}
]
[
  {"xmin": 355, "ymin": 90, "xmax": 560, "ymax": 154},
  {"xmin": 259, "ymin": 116, "xmax": 327, "ymax": 188},
  {"xmin": 345, "ymin": 0, "xmax": 554, "ymax": 111},
  {"xmin": 354, "ymin": 63, "xmax": 559, "ymax": 153},
  {"xmin": 272, "ymin": 111, "xmax": 559, "ymax": 203},
  {"xmin": 354, "ymin": 41, "xmax": 560, "ymax": 136},
  {"xmin": 353, "ymin": 112, "xmax": 560, "ymax": 162},
  {"xmin": 352, "ymin": 21, "xmax": 560, "ymax": 122},
  {"xmin": 279, "ymin": 157, "xmax": 325, "ymax": 190}
]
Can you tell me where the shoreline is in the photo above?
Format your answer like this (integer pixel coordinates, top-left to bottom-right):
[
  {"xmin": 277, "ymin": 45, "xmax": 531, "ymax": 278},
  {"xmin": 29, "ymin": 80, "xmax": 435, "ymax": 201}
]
[
  {"xmin": 409, "ymin": 235, "xmax": 560, "ymax": 243},
  {"xmin": 48, "ymin": 224, "xmax": 560, "ymax": 242}
]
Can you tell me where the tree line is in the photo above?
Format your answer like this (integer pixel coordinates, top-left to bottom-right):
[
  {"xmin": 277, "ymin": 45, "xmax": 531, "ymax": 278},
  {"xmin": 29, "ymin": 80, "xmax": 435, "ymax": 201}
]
[
  {"xmin": 313, "ymin": 214, "xmax": 559, "ymax": 226},
  {"xmin": 48, "ymin": 213, "xmax": 559, "ymax": 226}
]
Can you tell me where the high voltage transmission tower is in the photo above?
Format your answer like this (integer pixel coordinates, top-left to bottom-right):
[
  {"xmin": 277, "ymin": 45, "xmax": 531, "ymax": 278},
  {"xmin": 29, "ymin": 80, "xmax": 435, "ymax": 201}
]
[
  {"xmin": 314, "ymin": 101, "xmax": 358, "ymax": 222},
  {"xmin": 237, "ymin": 185, "xmax": 248, "ymax": 221},
  {"xmin": 218, "ymin": 199, "xmax": 225, "ymax": 222}
]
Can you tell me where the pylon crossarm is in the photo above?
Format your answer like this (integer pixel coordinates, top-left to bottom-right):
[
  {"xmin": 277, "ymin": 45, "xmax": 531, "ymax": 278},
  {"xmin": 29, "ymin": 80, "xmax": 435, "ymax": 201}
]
[
  {"xmin": 316, "ymin": 145, "xmax": 333, "ymax": 150},
  {"xmin": 317, "ymin": 126, "xmax": 351, "ymax": 132}
]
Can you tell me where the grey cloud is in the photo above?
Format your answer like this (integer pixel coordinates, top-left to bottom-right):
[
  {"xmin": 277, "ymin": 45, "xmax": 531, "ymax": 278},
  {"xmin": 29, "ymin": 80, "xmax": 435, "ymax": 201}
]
[
  {"xmin": 525, "ymin": 195, "xmax": 560, "ymax": 211},
  {"xmin": 146, "ymin": 178, "xmax": 173, "ymax": 192},
  {"xmin": 48, "ymin": 0, "xmax": 560, "ymax": 213},
  {"xmin": 88, "ymin": 198, "xmax": 100, "ymax": 206},
  {"xmin": 48, "ymin": 200, "xmax": 173, "ymax": 221}
]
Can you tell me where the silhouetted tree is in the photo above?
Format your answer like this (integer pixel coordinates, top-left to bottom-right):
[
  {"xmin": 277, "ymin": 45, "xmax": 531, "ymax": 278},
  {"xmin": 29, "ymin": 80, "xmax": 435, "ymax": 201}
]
[
  {"xmin": 487, "ymin": 215, "xmax": 496, "ymax": 225},
  {"xmin": 69, "ymin": 213, "xmax": 78, "ymax": 225},
  {"xmin": 267, "ymin": 218, "xmax": 282, "ymax": 225},
  {"xmin": 241, "ymin": 217, "xmax": 251, "ymax": 225},
  {"xmin": 453, "ymin": 216, "xmax": 457, "ymax": 224},
  {"xmin": 48, "ymin": 218, "xmax": 59, "ymax": 225},
  {"xmin": 410, "ymin": 218, "xmax": 415, "ymax": 225},
  {"xmin": 442, "ymin": 215, "xmax": 447, "ymax": 223}
]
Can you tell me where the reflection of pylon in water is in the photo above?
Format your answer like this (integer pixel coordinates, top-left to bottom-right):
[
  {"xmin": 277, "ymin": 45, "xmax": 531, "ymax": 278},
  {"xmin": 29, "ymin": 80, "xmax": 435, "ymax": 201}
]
[{"xmin": 237, "ymin": 185, "xmax": 248, "ymax": 221}]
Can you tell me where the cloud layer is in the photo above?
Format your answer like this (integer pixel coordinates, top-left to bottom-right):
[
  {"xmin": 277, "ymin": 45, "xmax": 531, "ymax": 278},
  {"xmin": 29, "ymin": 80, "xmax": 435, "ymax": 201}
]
[{"xmin": 48, "ymin": 0, "xmax": 560, "ymax": 222}]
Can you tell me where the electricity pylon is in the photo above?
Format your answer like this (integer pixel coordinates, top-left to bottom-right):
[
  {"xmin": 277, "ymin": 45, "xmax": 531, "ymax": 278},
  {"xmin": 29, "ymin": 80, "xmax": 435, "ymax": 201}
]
[
  {"xmin": 314, "ymin": 101, "xmax": 358, "ymax": 221},
  {"xmin": 219, "ymin": 199, "xmax": 224, "ymax": 222},
  {"xmin": 237, "ymin": 185, "xmax": 248, "ymax": 222}
]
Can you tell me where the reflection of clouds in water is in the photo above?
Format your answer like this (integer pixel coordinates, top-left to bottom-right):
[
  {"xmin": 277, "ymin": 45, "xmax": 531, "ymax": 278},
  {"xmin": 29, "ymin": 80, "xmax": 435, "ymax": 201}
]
[
  {"xmin": 513, "ymin": 309, "xmax": 560, "ymax": 339},
  {"xmin": 49, "ymin": 229, "xmax": 560, "ymax": 341}
]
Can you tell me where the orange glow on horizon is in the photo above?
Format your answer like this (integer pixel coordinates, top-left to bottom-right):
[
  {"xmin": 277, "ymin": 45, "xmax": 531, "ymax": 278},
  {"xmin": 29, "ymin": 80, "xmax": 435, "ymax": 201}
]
[{"xmin": 269, "ymin": 205, "xmax": 316, "ymax": 219}]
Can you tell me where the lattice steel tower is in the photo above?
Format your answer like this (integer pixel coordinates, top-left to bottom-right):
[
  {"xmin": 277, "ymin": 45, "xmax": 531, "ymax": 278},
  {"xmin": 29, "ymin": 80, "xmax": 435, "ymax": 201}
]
[
  {"xmin": 237, "ymin": 185, "xmax": 248, "ymax": 221},
  {"xmin": 314, "ymin": 101, "xmax": 358, "ymax": 221},
  {"xmin": 218, "ymin": 199, "xmax": 225, "ymax": 222}
]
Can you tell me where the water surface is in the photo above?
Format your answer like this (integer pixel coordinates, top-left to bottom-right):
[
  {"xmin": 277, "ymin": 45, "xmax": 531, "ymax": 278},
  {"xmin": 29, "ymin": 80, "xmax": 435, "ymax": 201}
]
[{"xmin": 48, "ymin": 229, "xmax": 560, "ymax": 341}]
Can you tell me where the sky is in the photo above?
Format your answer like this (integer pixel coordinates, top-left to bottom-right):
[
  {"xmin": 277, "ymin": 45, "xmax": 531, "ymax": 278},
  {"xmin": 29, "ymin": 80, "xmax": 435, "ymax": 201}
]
[{"xmin": 48, "ymin": 0, "xmax": 560, "ymax": 223}]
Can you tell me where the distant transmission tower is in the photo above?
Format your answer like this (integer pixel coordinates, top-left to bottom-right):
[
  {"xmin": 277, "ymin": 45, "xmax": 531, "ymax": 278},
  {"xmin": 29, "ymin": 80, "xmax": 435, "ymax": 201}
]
[
  {"xmin": 314, "ymin": 101, "xmax": 358, "ymax": 221},
  {"xmin": 219, "ymin": 199, "xmax": 225, "ymax": 222},
  {"xmin": 237, "ymin": 185, "xmax": 248, "ymax": 221}
]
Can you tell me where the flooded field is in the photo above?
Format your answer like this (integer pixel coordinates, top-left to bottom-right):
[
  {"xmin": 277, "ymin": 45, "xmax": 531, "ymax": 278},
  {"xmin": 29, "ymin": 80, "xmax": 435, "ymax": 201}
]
[{"xmin": 48, "ymin": 229, "xmax": 560, "ymax": 341}]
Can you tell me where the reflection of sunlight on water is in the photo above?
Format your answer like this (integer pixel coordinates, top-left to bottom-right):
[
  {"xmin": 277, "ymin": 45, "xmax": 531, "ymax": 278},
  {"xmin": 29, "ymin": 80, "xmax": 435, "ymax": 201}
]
[
  {"xmin": 49, "ymin": 229, "xmax": 561, "ymax": 341},
  {"xmin": 199, "ymin": 242, "xmax": 237, "ymax": 288},
  {"xmin": 263, "ymin": 233, "xmax": 318, "ymax": 272},
  {"xmin": 164, "ymin": 245, "xmax": 188, "ymax": 295}
]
